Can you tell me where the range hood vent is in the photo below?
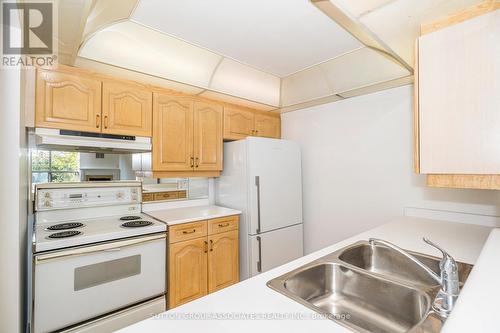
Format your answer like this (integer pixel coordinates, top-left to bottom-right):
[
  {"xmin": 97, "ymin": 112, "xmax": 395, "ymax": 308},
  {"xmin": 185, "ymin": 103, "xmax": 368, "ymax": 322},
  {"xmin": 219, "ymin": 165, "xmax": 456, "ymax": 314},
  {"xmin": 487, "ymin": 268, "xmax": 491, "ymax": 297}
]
[{"xmin": 33, "ymin": 128, "xmax": 151, "ymax": 153}]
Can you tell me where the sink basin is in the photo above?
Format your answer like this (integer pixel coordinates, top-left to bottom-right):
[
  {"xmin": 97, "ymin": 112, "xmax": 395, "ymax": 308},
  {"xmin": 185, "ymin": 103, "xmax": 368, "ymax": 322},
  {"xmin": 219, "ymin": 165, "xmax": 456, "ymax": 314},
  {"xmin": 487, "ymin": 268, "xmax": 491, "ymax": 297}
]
[
  {"xmin": 274, "ymin": 263, "xmax": 430, "ymax": 333},
  {"xmin": 338, "ymin": 244, "xmax": 473, "ymax": 288},
  {"xmin": 267, "ymin": 241, "xmax": 474, "ymax": 333}
]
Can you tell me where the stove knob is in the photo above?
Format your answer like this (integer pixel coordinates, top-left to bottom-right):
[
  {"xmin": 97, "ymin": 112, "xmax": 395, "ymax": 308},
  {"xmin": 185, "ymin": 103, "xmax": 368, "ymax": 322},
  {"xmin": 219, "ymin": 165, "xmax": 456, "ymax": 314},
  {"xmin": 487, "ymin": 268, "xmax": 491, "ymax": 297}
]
[
  {"xmin": 116, "ymin": 192, "xmax": 124, "ymax": 199},
  {"xmin": 44, "ymin": 192, "xmax": 51, "ymax": 198},
  {"xmin": 44, "ymin": 199, "xmax": 52, "ymax": 207}
]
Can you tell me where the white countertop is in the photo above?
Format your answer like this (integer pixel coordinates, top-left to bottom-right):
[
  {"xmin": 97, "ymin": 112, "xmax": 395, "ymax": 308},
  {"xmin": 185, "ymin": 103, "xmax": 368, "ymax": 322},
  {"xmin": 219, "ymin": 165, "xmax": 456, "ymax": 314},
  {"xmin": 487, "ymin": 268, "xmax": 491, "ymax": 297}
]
[
  {"xmin": 118, "ymin": 217, "xmax": 492, "ymax": 333},
  {"xmin": 145, "ymin": 205, "xmax": 241, "ymax": 226}
]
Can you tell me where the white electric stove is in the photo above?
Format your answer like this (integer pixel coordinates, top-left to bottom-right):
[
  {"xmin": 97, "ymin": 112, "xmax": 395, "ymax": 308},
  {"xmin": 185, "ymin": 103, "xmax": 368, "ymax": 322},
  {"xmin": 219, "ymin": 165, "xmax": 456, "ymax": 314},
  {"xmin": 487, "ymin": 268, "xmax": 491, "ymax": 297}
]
[{"xmin": 31, "ymin": 182, "xmax": 167, "ymax": 333}]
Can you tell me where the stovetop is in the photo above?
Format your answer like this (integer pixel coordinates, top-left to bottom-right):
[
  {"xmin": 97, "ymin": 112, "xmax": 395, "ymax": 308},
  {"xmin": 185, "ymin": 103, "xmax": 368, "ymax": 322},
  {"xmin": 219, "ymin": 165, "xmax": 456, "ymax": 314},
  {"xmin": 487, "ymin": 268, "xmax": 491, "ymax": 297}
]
[{"xmin": 34, "ymin": 213, "xmax": 166, "ymax": 253}]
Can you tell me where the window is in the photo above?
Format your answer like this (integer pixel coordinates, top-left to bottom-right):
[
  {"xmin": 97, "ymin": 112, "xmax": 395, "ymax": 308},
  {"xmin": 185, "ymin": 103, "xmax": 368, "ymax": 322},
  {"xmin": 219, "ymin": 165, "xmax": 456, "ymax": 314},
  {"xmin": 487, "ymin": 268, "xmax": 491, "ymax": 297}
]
[{"xmin": 32, "ymin": 150, "xmax": 80, "ymax": 185}]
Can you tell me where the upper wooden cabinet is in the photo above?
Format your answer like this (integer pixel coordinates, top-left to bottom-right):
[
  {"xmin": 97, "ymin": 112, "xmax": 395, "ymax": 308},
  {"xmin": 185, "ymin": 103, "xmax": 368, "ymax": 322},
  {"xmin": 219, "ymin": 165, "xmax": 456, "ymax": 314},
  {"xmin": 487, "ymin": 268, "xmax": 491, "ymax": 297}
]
[
  {"xmin": 152, "ymin": 93, "xmax": 223, "ymax": 174},
  {"xmin": 36, "ymin": 69, "xmax": 102, "ymax": 132},
  {"xmin": 254, "ymin": 113, "xmax": 281, "ymax": 139},
  {"xmin": 152, "ymin": 93, "xmax": 194, "ymax": 171},
  {"xmin": 193, "ymin": 102, "xmax": 223, "ymax": 171},
  {"xmin": 102, "ymin": 81, "xmax": 152, "ymax": 136},
  {"xmin": 415, "ymin": 3, "xmax": 500, "ymax": 189},
  {"xmin": 223, "ymin": 107, "xmax": 280, "ymax": 140},
  {"xmin": 35, "ymin": 67, "xmax": 153, "ymax": 137},
  {"xmin": 223, "ymin": 107, "xmax": 255, "ymax": 140}
]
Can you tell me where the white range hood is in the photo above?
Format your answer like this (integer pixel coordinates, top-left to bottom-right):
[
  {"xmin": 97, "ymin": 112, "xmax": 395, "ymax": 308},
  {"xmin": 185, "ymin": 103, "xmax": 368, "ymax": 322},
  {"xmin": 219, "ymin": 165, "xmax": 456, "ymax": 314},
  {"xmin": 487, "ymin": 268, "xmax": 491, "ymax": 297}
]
[{"xmin": 33, "ymin": 128, "xmax": 151, "ymax": 153}]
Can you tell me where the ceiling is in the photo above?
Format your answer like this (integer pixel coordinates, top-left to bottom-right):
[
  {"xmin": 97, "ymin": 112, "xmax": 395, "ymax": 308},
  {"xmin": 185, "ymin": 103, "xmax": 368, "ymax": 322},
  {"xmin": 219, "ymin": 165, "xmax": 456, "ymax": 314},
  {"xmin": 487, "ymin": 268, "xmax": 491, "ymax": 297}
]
[
  {"xmin": 130, "ymin": 0, "xmax": 363, "ymax": 77},
  {"xmin": 58, "ymin": 0, "xmax": 485, "ymax": 111}
]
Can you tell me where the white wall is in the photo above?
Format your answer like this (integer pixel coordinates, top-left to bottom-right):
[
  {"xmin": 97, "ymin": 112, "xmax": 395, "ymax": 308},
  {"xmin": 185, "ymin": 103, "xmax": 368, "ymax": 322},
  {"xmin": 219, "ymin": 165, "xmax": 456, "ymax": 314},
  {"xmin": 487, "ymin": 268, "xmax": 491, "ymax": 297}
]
[{"xmin": 282, "ymin": 85, "xmax": 500, "ymax": 254}]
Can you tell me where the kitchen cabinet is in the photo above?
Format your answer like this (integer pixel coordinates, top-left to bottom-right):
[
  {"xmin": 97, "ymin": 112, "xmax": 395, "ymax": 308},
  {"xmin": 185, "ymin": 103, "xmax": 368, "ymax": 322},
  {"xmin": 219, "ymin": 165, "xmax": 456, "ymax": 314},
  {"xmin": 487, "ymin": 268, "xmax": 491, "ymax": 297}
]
[
  {"xmin": 102, "ymin": 81, "xmax": 153, "ymax": 136},
  {"xmin": 152, "ymin": 93, "xmax": 194, "ymax": 171},
  {"xmin": 208, "ymin": 230, "xmax": 239, "ymax": 293},
  {"xmin": 254, "ymin": 113, "xmax": 281, "ymax": 139},
  {"xmin": 223, "ymin": 107, "xmax": 281, "ymax": 140},
  {"xmin": 35, "ymin": 66, "xmax": 153, "ymax": 137},
  {"xmin": 168, "ymin": 216, "xmax": 239, "ymax": 308},
  {"xmin": 193, "ymin": 102, "xmax": 223, "ymax": 171},
  {"xmin": 415, "ymin": 3, "xmax": 500, "ymax": 189},
  {"xmin": 36, "ymin": 68, "xmax": 102, "ymax": 132},
  {"xmin": 168, "ymin": 237, "xmax": 208, "ymax": 307},
  {"xmin": 152, "ymin": 93, "xmax": 223, "ymax": 175}
]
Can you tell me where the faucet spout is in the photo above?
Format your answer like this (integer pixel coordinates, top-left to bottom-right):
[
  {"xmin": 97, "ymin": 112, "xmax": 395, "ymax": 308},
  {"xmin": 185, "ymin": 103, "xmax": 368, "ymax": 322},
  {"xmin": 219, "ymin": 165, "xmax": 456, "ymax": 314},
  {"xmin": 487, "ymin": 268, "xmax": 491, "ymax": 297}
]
[{"xmin": 368, "ymin": 238, "xmax": 441, "ymax": 283}]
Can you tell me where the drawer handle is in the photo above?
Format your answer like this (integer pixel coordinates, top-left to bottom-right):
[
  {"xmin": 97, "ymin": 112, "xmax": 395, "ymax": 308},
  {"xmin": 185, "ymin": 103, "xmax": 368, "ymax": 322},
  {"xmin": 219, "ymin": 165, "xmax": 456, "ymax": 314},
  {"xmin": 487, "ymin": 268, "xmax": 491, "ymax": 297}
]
[
  {"xmin": 182, "ymin": 229, "xmax": 197, "ymax": 234},
  {"xmin": 218, "ymin": 223, "xmax": 230, "ymax": 228}
]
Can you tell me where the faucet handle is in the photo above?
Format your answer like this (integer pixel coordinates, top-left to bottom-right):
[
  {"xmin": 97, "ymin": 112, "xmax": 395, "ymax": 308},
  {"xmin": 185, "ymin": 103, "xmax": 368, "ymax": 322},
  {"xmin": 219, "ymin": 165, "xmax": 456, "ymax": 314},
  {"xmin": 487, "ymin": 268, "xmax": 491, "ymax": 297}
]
[
  {"xmin": 423, "ymin": 237, "xmax": 450, "ymax": 259},
  {"xmin": 423, "ymin": 237, "xmax": 458, "ymax": 272}
]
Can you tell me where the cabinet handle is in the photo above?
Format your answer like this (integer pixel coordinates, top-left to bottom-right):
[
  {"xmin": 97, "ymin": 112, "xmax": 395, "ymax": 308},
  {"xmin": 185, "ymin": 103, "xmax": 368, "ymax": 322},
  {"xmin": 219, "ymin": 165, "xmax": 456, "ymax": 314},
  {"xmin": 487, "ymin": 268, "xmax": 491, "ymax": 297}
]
[
  {"xmin": 218, "ymin": 222, "xmax": 230, "ymax": 228},
  {"xmin": 195, "ymin": 157, "xmax": 199, "ymax": 168},
  {"xmin": 182, "ymin": 229, "xmax": 196, "ymax": 234},
  {"xmin": 104, "ymin": 115, "xmax": 108, "ymax": 129},
  {"xmin": 209, "ymin": 239, "xmax": 213, "ymax": 252},
  {"xmin": 190, "ymin": 157, "xmax": 194, "ymax": 168},
  {"xmin": 96, "ymin": 114, "xmax": 100, "ymax": 128},
  {"xmin": 204, "ymin": 240, "xmax": 208, "ymax": 253}
]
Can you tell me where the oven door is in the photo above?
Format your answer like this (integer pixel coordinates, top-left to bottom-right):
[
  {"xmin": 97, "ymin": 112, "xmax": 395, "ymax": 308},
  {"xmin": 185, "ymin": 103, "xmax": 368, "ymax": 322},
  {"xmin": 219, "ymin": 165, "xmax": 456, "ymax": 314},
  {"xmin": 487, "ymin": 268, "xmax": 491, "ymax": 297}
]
[{"xmin": 33, "ymin": 234, "xmax": 166, "ymax": 333}]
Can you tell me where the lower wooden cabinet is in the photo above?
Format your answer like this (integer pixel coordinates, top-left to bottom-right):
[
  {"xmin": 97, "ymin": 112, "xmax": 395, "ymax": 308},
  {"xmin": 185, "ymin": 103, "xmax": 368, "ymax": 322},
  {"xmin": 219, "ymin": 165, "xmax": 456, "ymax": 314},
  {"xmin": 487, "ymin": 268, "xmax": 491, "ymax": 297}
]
[
  {"xmin": 168, "ymin": 216, "xmax": 239, "ymax": 308},
  {"xmin": 168, "ymin": 237, "xmax": 208, "ymax": 307},
  {"xmin": 208, "ymin": 230, "xmax": 239, "ymax": 293}
]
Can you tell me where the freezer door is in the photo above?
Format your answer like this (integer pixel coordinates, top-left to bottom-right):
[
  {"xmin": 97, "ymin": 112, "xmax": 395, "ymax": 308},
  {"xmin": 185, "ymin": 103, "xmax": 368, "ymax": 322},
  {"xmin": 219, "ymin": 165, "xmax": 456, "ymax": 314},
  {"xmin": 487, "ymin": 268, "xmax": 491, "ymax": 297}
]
[
  {"xmin": 248, "ymin": 138, "xmax": 302, "ymax": 234},
  {"xmin": 248, "ymin": 224, "xmax": 303, "ymax": 277}
]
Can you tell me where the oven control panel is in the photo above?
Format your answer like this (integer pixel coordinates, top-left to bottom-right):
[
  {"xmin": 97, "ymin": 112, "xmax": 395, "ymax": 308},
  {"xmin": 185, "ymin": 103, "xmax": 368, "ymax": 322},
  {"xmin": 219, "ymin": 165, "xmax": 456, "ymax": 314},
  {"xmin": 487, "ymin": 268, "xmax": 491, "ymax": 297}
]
[{"xmin": 36, "ymin": 186, "xmax": 141, "ymax": 210}]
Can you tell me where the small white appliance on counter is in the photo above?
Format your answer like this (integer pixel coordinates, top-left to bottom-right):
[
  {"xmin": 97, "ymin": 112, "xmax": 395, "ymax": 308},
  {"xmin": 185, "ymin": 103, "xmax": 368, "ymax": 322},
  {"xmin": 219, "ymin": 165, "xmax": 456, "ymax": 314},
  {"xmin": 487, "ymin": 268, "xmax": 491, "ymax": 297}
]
[
  {"xmin": 30, "ymin": 181, "xmax": 166, "ymax": 333},
  {"xmin": 215, "ymin": 137, "xmax": 304, "ymax": 280}
]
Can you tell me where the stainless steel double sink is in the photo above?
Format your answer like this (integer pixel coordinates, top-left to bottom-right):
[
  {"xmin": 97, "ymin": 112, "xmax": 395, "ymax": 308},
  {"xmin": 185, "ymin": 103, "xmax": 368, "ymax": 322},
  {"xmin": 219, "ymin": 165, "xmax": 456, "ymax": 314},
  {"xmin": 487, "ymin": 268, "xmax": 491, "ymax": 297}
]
[{"xmin": 267, "ymin": 241, "xmax": 473, "ymax": 333}]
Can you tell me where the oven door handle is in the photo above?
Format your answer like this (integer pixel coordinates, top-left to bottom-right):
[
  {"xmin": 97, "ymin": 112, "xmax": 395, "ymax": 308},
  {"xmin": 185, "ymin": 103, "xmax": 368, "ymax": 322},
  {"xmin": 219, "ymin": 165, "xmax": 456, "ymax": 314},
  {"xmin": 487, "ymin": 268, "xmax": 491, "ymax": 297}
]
[{"xmin": 35, "ymin": 233, "xmax": 166, "ymax": 264}]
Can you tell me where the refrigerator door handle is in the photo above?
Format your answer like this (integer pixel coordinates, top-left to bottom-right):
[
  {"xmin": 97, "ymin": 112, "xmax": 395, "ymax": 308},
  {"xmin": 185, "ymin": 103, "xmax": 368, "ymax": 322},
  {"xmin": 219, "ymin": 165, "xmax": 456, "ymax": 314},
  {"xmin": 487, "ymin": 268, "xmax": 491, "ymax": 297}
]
[
  {"xmin": 255, "ymin": 176, "xmax": 261, "ymax": 234},
  {"xmin": 256, "ymin": 236, "xmax": 262, "ymax": 273}
]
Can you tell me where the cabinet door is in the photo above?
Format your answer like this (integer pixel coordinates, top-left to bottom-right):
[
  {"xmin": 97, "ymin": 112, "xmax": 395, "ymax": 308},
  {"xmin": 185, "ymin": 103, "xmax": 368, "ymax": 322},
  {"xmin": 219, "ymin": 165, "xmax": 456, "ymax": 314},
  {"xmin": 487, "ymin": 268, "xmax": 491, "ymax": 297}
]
[
  {"xmin": 223, "ymin": 107, "xmax": 255, "ymax": 140},
  {"xmin": 102, "ymin": 81, "xmax": 152, "ymax": 136},
  {"xmin": 254, "ymin": 113, "xmax": 281, "ymax": 139},
  {"xmin": 152, "ymin": 93, "xmax": 193, "ymax": 171},
  {"xmin": 169, "ymin": 237, "xmax": 208, "ymax": 308},
  {"xmin": 193, "ymin": 102, "xmax": 223, "ymax": 171},
  {"xmin": 208, "ymin": 230, "xmax": 239, "ymax": 293},
  {"xmin": 36, "ymin": 69, "xmax": 102, "ymax": 132},
  {"xmin": 419, "ymin": 10, "xmax": 500, "ymax": 174}
]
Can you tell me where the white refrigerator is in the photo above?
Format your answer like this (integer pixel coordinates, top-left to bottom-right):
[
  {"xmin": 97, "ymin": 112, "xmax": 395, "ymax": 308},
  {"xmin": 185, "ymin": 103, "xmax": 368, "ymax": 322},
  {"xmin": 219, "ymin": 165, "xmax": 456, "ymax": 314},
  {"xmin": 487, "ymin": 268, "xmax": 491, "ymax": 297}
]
[{"xmin": 215, "ymin": 137, "xmax": 303, "ymax": 280}]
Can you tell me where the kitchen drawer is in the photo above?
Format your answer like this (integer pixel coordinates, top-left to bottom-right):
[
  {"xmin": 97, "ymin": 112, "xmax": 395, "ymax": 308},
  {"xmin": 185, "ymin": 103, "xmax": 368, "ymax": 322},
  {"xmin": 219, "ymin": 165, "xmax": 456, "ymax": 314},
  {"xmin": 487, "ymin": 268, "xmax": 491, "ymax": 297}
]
[
  {"xmin": 142, "ymin": 193, "xmax": 154, "ymax": 202},
  {"xmin": 178, "ymin": 190, "xmax": 187, "ymax": 199},
  {"xmin": 169, "ymin": 220, "xmax": 207, "ymax": 243},
  {"xmin": 154, "ymin": 191, "xmax": 179, "ymax": 201},
  {"xmin": 208, "ymin": 215, "xmax": 239, "ymax": 235}
]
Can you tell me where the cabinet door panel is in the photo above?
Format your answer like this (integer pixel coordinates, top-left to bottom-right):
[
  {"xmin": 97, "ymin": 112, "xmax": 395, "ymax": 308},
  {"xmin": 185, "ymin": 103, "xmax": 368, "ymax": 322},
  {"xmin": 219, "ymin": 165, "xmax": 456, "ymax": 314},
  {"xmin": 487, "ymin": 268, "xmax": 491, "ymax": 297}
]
[
  {"xmin": 153, "ymin": 93, "xmax": 193, "ymax": 171},
  {"xmin": 223, "ymin": 107, "xmax": 255, "ymax": 140},
  {"xmin": 208, "ymin": 230, "xmax": 239, "ymax": 293},
  {"xmin": 254, "ymin": 113, "xmax": 281, "ymax": 139},
  {"xmin": 169, "ymin": 238, "xmax": 208, "ymax": 308},
  {"xmin": 419, "ymin": 10, "xmax": 500, "ymax": 174},
  {"xmin": 194, "ymin": 102, "xmax": 223, "ymax": 171},
  {"xmin": 36, "ymin": 69, "xmax": 101, "ymax": 132},
  {"xmin": 102, "ymin": 81, "xmax": 152, "ymax": 136}
]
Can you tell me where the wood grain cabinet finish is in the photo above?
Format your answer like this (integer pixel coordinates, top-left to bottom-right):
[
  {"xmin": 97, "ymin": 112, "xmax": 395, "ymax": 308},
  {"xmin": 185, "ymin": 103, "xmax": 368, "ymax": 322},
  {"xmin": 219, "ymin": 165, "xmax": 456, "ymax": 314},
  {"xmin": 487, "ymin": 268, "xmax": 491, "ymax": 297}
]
[
  {"xmin": 223, "ymin": 107, "xmax": 255, "ymax": 140},
  {"xmin": 168, "ymin": 237, "xmax": 208, "ymax": 308},
  {"xmin": 415, "ymin": 2, "xmax": 500, "ymax": 189},
  {"xmin": 223, "ymin": 107, "xmax": 281, "ymax": 140},
  {"xmin": 254, "ymin": 113, "xmax": 281, "ymax": 139},
  {"xmin": 168, "ymin": 216, "xmax": 239, "ymax": 308},
  {"xmin": 193, "ymin": 102, "xmax": 223, "ymax": 171},
  {"xmin": 152, "ymin": 93, "xmax": 194, "ymax": 171},
  {"xmin": 102, "ymin": 81, "xmax": 152, "ymax": 136},
  {"xmin": 36, "ymin": 69, "xmax": 102, "ymax": 132},
  {"xmin": 208, "ymin": 230, "xmax": 239, "ymax": 293}
]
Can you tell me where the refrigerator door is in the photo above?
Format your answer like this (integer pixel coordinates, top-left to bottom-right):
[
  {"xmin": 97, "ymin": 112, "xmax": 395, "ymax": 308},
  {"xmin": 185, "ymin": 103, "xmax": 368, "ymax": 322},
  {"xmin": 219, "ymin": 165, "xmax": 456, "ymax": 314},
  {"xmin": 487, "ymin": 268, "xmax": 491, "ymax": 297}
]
[
  {"xmin": 248, "ymin": 224, "xmax": 303, "ymax": 277},
  {"xmin": 248, "ymin": 138, "xmax": 302, "ymax": 235}
]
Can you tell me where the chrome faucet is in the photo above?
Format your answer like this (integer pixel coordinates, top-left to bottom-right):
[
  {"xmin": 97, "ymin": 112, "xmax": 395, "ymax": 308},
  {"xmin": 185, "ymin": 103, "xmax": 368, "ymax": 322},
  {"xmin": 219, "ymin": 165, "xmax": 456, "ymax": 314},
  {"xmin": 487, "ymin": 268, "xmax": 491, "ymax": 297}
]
[{"xmin": 368, "ymin": 237, "xmax": 460, "ymax": 317}]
